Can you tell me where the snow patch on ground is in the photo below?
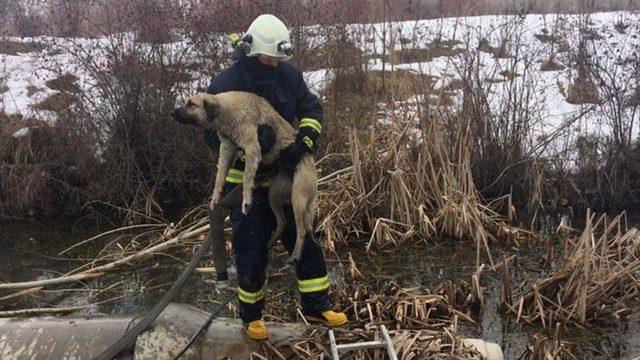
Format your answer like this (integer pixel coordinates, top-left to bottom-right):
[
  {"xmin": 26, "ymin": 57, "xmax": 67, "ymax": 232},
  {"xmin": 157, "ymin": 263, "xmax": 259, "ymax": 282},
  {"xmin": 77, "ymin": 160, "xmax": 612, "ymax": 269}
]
[
  {"xmin": 11, "ymin": 127, "xmax": 30, "ymax": 138},
  {"xmin": 1, "ymin": 11, "xmax": 638, "ymax": 162}
]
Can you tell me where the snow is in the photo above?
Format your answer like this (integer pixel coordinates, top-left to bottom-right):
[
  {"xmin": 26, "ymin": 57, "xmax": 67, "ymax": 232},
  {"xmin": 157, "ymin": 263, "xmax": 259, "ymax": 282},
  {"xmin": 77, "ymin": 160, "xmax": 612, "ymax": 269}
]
[
  {"xmin": 11, "ymin": 127, "xmax": 30, "ymax": 138},
  {"xmin": 1, "ymin": 11, "xmax": 638, "ymax": 162}
]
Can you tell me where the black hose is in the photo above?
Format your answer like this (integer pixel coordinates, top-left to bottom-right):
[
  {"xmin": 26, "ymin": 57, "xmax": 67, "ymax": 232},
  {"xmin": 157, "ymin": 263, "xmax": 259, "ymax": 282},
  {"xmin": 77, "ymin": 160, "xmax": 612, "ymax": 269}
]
[
  {"xmin": 94, "ymin": 185, "xmax": 244, "ymax": 360},
  {"xmin": 171, "ymin": 292, "xmax": 238, "ymax": 360}
]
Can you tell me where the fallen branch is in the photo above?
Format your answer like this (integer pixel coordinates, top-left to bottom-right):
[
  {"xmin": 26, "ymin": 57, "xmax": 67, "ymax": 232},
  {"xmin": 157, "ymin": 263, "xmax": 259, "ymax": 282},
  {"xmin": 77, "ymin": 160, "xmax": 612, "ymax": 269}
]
[
  {"xmin": 0, "ymin": 224, "xmax": 209, "ymax": 291},
  {"xmin": 59, "ymin": 223, "xmax": 168, "ymax": 255},
  {"xmin": 0, "ymin": 295, "xmax": 125, "ymax": 317},
  {"xmin": 0, "ymin": 287, "xmax": 43, "ymax": 302},
  {"xmin": 0, "ymin": 273, "xmax": 104, "ymax": 291}
]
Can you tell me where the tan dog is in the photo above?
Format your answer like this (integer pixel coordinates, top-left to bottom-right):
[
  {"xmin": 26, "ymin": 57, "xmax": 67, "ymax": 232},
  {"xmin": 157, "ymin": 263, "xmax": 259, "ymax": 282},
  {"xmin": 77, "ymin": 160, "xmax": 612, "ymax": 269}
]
[{"xmin": 171, "ymin": 91, "xmax": 318, "ymax": 264}]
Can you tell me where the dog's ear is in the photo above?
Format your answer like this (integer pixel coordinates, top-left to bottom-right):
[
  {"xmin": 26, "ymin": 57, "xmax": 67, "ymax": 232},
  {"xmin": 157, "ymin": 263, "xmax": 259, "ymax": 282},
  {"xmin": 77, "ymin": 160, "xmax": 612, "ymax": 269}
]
[{"xmin": 203, "ymin": 96, "xmax": 220, "ymax": 120}]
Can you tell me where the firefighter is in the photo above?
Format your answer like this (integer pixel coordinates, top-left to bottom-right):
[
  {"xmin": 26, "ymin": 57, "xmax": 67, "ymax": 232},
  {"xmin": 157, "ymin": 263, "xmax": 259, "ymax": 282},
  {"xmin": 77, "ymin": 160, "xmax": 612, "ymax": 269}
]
[{"xmin": 204, "ymin": 14, "xmax": 348, "ymax": 340}]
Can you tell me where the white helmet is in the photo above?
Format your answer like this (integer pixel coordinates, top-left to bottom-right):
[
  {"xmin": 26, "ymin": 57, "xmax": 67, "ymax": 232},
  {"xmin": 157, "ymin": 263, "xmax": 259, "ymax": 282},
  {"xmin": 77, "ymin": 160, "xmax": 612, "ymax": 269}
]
[{"xmin": 245, "ymin": 14, "xmax": 293, "ymax": 61}]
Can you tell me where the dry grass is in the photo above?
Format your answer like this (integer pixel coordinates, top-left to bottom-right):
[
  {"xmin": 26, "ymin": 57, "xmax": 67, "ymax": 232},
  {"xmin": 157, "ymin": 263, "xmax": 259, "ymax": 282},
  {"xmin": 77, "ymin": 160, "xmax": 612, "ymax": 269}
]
[
  {"xmin": 534, "ymin": 33, "xmax": 559, "ymax": 44},
  {"xmin": 316, "ymin": 111, "xmax": 532, "ymax": 265},
  {"xmin": 521, "ymin": 331, "xmax": 576, "ymax": 360},
  {"xmin": 503, "ymin": 212, "xmax": 640, "ymax": 328},
  {"xmin": 327, "ymin": 68, "xmax": 437, "ymax": 104},
  {"xmin": 45, "ymin": 73, "xmax": 80, "ymax": 93},
  {"xmin": 0, "ymin": 40, "xmax": 45, "ymax": 55},
  {"xmin": 25, "ymin": 85, "xmax": 42, "ymax": 97},
  {"xmin": 478, "ymin": 39, "xmax": 512, "ymax": 59},
  {"xmin": 32, "ymin": 92, "xmax": 78, "ymax": 112},
  {"xmin": 0, "ymin": 207, "xmax": 487, "ymax": 358},
  {"xmin": 627, "ymin": 86, "xmax": 640, "ymax": 107},
  {"xmin": 389, "ymin": 39, "xmax": 464, "ymax": 64},
  {"xmin": 540, "ymin": 58, "xmax": 566, "ymax": 72},
  {"xmin": 566, "ymin": 74, "xmax": 601, "ymax": 105},
  {"xmin": 298, "ymin": 42, "xmax": 364, "ymax": 72},
  {"xmin": 260, "ymin": 281, "xmax": 483, "ymax": 359}
]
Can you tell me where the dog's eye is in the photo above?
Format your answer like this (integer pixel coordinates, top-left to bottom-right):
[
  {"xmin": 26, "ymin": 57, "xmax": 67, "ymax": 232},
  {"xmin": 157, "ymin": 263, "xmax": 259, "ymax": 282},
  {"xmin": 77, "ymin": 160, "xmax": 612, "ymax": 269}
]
[{"xmin": 187, "ymin": 100, "xmax": 195, "ymax": 107}]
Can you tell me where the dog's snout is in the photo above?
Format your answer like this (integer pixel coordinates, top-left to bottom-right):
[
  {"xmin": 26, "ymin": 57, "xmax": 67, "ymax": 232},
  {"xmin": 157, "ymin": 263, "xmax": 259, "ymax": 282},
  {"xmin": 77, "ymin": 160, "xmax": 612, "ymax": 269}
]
[{"xmin": 170, "ymin": 108, "xmax": 188, "ymax": 124}]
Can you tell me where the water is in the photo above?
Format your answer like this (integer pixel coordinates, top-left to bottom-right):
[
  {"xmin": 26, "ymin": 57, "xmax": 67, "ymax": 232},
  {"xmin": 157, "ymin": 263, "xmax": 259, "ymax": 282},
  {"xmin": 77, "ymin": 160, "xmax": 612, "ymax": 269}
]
[
  {"xmin": 1, "ymin": 220, "xmax": 639, "ymax": 358},
  {"xmin": 349, "ymin": 242, "xmax": 640, "ymax": 359}
]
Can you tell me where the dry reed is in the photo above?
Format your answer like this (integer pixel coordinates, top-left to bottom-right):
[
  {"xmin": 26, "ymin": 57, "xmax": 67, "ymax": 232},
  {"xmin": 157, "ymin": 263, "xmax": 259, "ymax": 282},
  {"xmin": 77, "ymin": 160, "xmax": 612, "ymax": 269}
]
[
  {"xmin": 261, "ymin": 281, "xmax": 484, "ymax": 359},
  {"xmin": 317, "ymin": 112, "xmax": 531, "ymax": 266},
  {"xmin": 503, "ymin": 211, "xmax": 640, "ymax": 328}
]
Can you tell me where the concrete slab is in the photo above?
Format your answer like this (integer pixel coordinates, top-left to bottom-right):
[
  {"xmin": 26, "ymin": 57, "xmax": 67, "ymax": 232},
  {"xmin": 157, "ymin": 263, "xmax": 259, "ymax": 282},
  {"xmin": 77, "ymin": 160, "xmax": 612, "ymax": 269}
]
[{"xmin": 0, "ymin": 303, "xmax": 306, "ymax": 360}]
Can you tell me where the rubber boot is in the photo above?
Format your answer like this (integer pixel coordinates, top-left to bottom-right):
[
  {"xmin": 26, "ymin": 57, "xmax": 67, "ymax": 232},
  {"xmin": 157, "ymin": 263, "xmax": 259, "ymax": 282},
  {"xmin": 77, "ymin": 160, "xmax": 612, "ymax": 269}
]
[
  {"xmin": 304, "ymin": 310, "xmax": 348, "ymax": 327},
  {"xmin": 245, "ymin": 319, "xmax": 268, "ymax": 340}
]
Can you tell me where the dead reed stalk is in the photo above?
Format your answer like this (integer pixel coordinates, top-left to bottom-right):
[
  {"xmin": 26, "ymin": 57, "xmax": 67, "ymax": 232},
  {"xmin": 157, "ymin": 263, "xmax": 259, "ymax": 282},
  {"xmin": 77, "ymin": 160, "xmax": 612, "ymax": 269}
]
[
  {"xmin": 317, "ymin": 113, "xmax": 528, "ymax": 265},
  {"xmin": 504, "ymin": 212, "xmax": 640, "ymax": 328},
  {"xmin": 262, "ymin": 281, "xmax": 483, "ymax": 359}
]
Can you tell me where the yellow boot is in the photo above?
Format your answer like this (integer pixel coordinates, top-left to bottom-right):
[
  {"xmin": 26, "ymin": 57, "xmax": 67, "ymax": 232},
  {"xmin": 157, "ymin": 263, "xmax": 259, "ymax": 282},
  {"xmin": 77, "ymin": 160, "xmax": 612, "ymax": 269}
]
[
  {"xmin": 305, "ymin": 310, "xmax": 348, "ymax": 327},
  {"xmin": 245, "ymin": 319, "xmax": 268, "ymax": 340}
]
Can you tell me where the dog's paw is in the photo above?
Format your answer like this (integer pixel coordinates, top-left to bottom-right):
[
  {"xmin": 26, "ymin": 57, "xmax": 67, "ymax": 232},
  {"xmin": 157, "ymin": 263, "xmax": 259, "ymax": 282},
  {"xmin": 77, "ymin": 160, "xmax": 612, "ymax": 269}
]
[
  {"xmin": 241, "ymin": 201, "xmax": 252, "ymax": 215},
  {"xmin": 209, "ymin": 198, "xmax": 219, "ymax": 210}
]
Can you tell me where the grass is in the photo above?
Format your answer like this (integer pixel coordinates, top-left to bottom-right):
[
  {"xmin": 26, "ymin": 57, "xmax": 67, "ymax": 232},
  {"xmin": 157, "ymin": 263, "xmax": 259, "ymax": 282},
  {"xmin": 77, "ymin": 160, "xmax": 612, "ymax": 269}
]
[
  {"xmin": 503, "ymin": 212, "xmax": 640, "ymax": 328},
  {"xmin": 485, "ymin": 77, "xmax": 507, "ymax": 84},
  {"xmin": 534, "ymin": 33, "xmax": 558, "ymax": 43},
  {"xmin": 540, "ymin": 58, "xmax": 566, "ymax": 72},
  {"xmin": 325, "ymin": 68, "xmax": 437, "ymax": 103},
  {"xmin": 628, "ymin": 91, "xmax": 640, "ymax": 107},
  {"xmin": 298, "ymin": 42, "xmax": 365, "ymax": 72},
  {"xmin": 45, "ymin": 74, "xmax": 80, "ymax": 93},
  {"xmin": 33, "ymin": 92, "xmax": 78, "ymax": 112},
  {"xmin": 0, "ymin": 40, "xmax": 46, "ymax": 55},
  {"xmin": 478, "ymin": 39, "xmax": 513, "ymax": 59},
  {"xmin": 25, "ymin": 85, "xmax": 42, "ymax": 97},
  {"xmin": 372, "ymin": 39, "xmax": 464, "ymax": 65},
  {"xmin": 566, "ymin": 74, "xmax": 601, "ymax": 105},
  {"xmin": 499, "ymin": 70, "xmax": 520, "ymax": 80}
]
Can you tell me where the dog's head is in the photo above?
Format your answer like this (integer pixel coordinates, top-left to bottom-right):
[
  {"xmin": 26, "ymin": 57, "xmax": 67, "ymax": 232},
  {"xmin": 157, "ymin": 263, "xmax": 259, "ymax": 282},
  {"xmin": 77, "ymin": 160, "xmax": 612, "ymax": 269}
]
[{"xmin": 170, "ymin": 93, "xmax": 220, "ymax": 128}]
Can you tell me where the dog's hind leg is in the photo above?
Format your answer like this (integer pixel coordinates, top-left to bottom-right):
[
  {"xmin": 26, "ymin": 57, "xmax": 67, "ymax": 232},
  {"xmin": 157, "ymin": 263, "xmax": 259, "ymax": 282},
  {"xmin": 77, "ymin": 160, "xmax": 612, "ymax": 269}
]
[
  {"xmin": 288, "ymin": 196, "xmax": 308, "ymax": 266},
  {"xmin": 210, "ymin": 137, "xmax": 237, "ymax": 210},
  {"xmin": 267, "ymin": 200, "xmax": 286, "ymax": 250},
  {"xmin": 304, "ymin": 190, "xmax": 318, "ymax": 245},
  {"xmin": 240, "ymin": 142, "xmax": 261, "ymax": 215},
  {"xmin": 267, "ymin": 174, "xmax": 291, "ymax": 249},
  {"xmin": 301, "ymin": 156, "xmax": 319, "ymax": 245}
]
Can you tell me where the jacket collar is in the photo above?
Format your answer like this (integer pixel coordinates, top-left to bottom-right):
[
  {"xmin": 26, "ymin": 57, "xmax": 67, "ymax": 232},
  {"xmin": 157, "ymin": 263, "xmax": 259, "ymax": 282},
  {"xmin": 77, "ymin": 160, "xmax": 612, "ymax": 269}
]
[{"xmin": 241, "ymin": 56, "xmax": 281, "ymax": 86}]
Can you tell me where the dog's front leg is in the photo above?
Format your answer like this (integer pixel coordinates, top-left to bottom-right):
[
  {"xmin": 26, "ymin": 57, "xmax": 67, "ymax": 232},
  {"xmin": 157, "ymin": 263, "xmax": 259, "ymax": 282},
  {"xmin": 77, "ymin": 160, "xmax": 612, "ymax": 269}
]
[
  {"xmin": 241, "ymin": 143, "xmax": 261, "ymax": 215},
  {"xmin": 210, "ymin": 137, "xmax": 237, "ymax": 210}
]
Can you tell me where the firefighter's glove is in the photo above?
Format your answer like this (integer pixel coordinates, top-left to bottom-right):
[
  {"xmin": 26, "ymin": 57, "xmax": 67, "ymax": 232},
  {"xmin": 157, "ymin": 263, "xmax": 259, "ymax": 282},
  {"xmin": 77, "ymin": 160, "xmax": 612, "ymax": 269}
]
[
  {"xmin": 297, "ymin": 118, "xmax": 322, "ymax": 152},
  {"xmin": 279, "ymin": 118, "xmax": 321, "ymax": 174}
]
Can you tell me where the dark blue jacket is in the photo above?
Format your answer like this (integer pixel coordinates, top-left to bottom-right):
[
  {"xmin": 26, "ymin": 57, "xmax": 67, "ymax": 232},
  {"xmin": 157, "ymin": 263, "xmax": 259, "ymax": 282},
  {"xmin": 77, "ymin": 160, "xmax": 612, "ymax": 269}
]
[{"xmin": 204, "ymin": 55, "xmax": 323, "ymax": 154}]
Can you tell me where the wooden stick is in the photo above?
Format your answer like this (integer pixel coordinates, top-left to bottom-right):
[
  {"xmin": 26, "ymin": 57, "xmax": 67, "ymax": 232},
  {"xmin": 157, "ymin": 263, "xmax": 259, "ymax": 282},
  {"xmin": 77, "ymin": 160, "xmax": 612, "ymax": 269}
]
[
  {"xmin": 0, "ymin": 305, "xmax": 88, "ymax": 317},
  {"xmin": 59, "ymin": 223, "xmax": 167, "ymax": 255},
  {"xmin": 0, "ymin": 295, "xmax": 124, "ymax": 317},
  {"xmin": 0, "ymin": 286, "xmax": 43, "ymax": 302},
  {"xmin": 0, "ymin": 273, "xmax": 104, "ymax": 291},
  {"xmin": 0, "ymin": 224, "xmax": 209, "ymax": 291}
]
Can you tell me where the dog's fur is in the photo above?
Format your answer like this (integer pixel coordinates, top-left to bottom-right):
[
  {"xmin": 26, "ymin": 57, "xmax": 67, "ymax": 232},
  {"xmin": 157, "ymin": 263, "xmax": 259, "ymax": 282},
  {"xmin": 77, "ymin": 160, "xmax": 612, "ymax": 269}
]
[{"xmin": 171, "ymin": 91, "xmax": 318, "ymax": 264}]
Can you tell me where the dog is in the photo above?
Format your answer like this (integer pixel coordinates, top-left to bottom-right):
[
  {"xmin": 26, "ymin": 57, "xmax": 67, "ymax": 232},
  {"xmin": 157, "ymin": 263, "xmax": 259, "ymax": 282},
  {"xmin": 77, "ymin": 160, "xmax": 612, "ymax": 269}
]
[{"xmin": 171, "ymin": 91, "xmax": 318, "ymax": 264}]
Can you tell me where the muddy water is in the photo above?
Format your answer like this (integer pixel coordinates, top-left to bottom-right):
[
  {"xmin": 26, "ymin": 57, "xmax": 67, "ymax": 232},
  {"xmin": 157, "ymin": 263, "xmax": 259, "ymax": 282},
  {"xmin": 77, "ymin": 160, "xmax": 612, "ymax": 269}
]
[
  {"xmin": 349, "ymin": 243, "xmax": 640, "ymax": 359},
  {"xmin": 1, "ymin": 221, "xmax": 639, "ymax": 359}
]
